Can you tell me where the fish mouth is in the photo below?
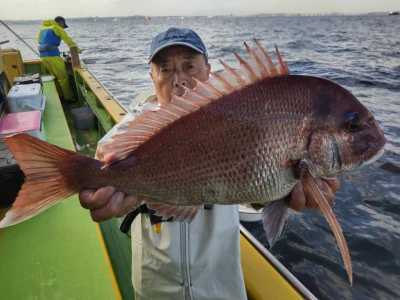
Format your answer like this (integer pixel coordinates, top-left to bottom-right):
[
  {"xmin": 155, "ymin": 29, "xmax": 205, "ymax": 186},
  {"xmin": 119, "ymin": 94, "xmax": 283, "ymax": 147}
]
[
  {"xmin": 360, "ymin": 139, "xmax": 386, "ymax": 168},
  {"xmin": 361, "ymin": 148, "xmax": 385, "ymax": 167}
]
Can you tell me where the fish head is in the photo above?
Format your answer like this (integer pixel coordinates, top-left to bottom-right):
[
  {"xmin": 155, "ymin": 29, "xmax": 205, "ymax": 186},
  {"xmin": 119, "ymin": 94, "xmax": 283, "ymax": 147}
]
[{"xmin": 305, "ymin": 76, "xmax": 386, "ymax": 178}]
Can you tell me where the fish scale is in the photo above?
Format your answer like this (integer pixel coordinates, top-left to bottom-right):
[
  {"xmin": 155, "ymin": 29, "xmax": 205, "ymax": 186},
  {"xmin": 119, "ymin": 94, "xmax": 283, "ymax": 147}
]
[{"xmin": 111, "ymin": 78, "xmax": 307, "ymax": 206}]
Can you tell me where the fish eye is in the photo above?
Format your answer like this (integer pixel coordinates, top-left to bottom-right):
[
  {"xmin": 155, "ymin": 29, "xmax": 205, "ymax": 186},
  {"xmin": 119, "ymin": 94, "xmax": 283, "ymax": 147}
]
[{"xmin": 346, "ymin": 112, "xmax": 361, "ymax": 132}]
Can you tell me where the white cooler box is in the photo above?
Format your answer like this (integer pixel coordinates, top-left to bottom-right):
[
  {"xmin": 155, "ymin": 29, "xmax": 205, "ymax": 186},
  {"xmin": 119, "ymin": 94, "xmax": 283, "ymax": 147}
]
[
  {"xmin": 0, "ymin": 110, "xmax": 46, "ymax": 141},
  {"xmin": 6, "ymin": 83, "xmax": 46, "ymax": 113}
]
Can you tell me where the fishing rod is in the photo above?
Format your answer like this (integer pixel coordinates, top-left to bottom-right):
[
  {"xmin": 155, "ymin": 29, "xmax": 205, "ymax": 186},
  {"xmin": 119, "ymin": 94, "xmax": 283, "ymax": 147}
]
[{"xmin": 0, "ymin": 19, "xmax": 40, "ymax": 57}]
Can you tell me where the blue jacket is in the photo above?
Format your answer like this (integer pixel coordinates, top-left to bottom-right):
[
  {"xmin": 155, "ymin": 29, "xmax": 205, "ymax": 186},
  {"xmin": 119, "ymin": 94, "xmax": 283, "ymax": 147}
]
[{"xmin": 37, "ymin": 20, "xmax": 80, "ymax": 58}]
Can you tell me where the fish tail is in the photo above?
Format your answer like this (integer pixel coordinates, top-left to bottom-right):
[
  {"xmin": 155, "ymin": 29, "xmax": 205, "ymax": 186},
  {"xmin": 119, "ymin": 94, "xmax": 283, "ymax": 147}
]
[{"xmin": 0, "ymin": 133, "xmax": 84, "ymax": 228}]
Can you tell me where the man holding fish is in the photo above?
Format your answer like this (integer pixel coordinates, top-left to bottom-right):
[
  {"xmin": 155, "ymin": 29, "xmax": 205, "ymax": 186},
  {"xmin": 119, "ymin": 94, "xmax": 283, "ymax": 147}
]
[
  {"xmin": 78, "ymin": 28, "xmax": 340, "ymax": 299},
  {"xmin": 2, "ymin": 23, "xmax": 385, "ymax": 295}
]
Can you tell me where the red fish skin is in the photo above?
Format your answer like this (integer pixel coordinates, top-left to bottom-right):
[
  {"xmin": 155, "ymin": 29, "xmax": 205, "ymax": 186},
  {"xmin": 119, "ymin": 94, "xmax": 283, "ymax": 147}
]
[
  {"xmin": 0, "ymin": 74, "xmax": 385, "ymax": 228},
  {"xmin": 98, "ymin": 75, "xmax": 385, "ymax": 206}
]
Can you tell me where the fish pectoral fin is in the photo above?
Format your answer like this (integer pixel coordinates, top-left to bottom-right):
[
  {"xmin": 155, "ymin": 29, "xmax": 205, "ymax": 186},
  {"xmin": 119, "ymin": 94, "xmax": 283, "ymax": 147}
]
[
  {"xmin": 145, "ymin": 200, "xmax": 203, "ymax": 223},
  {"xmin": 302, "ymin": 170, "xmax": 353, "ymax": 285},
  {"xmin": 261, "ymin": 200, "xmax": 291, "ymax": 248}
]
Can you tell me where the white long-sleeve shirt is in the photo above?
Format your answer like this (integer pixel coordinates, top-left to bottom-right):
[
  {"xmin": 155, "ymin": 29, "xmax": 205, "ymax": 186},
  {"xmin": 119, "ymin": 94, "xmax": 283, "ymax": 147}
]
[{"xmin": 97, "ymin": 92, "xmax": 246, "ymax": 300}]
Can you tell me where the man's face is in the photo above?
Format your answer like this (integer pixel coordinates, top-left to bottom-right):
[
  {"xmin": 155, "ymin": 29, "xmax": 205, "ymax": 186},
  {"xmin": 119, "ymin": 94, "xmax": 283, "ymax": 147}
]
[{"xmin": 150, "ymin": 46, "xmax": 211, "ymax": 104}]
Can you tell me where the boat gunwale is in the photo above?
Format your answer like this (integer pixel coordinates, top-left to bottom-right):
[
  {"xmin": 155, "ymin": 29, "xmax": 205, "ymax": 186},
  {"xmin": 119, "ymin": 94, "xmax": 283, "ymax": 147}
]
[{"xmin": 240, "ymin": 225, "xmax": 318, "ymax": 300}]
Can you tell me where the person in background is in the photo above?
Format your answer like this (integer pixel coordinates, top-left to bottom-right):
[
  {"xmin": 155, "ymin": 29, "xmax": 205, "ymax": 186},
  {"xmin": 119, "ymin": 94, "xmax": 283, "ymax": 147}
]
[
  {"xmin": 37, "ymin": 16, "xmax": 81, "ymax": 102},
  {"xmin": 78, "ymin": 27, "xmax": 340, "ymax": 299}
]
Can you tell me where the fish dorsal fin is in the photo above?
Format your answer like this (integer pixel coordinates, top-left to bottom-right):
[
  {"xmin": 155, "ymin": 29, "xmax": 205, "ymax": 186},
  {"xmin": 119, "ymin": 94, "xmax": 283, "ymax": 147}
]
[{"xmin": 98, "ymin": 40, "xmax": 290, "ymax": 166}]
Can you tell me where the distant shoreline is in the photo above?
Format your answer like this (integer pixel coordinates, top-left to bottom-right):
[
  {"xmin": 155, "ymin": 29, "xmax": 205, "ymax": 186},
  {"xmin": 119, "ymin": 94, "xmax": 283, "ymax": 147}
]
[{"xmin": 2, "ymin": 12, "xmax": 393, "ymax": 22}]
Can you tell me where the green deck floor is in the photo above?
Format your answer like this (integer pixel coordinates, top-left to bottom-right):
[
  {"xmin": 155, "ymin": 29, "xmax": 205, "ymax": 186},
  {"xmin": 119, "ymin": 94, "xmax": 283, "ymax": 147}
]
[{"xmin": 0, "ymin": 80, "xmax": 121, "ymax": 299}]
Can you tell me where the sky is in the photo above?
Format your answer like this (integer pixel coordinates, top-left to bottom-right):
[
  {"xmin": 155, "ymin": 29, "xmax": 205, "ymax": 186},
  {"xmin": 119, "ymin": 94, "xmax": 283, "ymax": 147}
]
[{"xmin": 1, "ymin": 0, "xmax": 399, "ymax": 20}]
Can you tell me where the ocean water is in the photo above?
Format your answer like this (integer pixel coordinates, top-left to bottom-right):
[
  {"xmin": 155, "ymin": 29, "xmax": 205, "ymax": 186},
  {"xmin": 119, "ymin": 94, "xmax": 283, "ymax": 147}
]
[{"xmin": 1, "ymin": 14, "xmax": 399, "ymax": 300}]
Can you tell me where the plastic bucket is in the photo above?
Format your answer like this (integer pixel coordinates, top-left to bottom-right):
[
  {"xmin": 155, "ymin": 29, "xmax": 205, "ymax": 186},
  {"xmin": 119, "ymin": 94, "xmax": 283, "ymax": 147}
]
[{"xmin": 71, "ymin": 107, "xmax": 96, "ymax": 130}]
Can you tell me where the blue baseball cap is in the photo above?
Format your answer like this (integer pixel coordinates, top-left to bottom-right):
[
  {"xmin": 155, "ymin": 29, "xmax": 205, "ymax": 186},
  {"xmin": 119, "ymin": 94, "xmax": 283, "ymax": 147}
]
[{"xmin": 148, "ymin": 27, "xmax": 208, "ymax": 63}]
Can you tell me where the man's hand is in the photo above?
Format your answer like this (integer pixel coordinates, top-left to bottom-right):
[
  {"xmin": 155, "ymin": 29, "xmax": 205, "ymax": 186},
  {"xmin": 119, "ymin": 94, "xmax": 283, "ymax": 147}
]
[
  {"xmin": 79, "ymin": 187, "xmax": 138, "ymax": 222},
  {"xmin": 286, "ymin": 178, "xmax": 340, "ymax": 211}
]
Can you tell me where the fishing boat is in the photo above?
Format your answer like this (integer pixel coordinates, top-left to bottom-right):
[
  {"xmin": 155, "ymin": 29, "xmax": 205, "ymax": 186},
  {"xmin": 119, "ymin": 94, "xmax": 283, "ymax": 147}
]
[{"xmin": 0, "ymin": 42, "xmax": 318, "ymax": 299}]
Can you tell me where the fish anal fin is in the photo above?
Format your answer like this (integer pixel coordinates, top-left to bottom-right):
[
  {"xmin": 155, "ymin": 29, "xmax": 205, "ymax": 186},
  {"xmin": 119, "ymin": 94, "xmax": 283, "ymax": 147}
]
[
  {"xmin": 145, "ymin": 199, "xmax": 203, "ymax": 223},
  {"xmin": 262, "ymin": 200, "xmax": 290, "ymax": 248},
  {"xmin": 302, "ymin": 170, "xmax": 353, "ymax": 285}
]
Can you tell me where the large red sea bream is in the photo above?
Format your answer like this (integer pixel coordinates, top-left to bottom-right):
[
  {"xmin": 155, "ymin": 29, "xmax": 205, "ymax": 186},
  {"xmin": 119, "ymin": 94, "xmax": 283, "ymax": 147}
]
[{"xmin": 0, "ymin": 40, "xmax": 386, "ymax": 285}]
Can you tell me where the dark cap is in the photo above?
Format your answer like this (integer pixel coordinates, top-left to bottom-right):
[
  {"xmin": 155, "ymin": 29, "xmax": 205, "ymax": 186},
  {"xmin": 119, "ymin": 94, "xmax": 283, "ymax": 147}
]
[
  {"xmin": 148, "ymin": 27, "xmax": 207, "ymax": 63},
  {"xmin": 54, "ymin": 16, "xmax": 68, "ymax": 28}
]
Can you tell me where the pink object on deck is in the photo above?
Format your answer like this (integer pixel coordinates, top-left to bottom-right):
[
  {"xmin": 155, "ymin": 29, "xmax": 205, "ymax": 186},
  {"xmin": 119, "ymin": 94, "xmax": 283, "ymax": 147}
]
[{"xmin": 0, "ymin": 111, "xmax": 41, "ymax": 135}]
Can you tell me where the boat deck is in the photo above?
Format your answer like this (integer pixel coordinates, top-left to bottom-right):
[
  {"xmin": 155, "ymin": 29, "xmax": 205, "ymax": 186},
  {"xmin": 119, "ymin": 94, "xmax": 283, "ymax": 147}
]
[
  {"xmin": 0, "ymin": 50, "xmax": 315, "ymax": 298},
  {"xmin": 0, "ymin": 79, "xmax": 121, "ymax": 299}
]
